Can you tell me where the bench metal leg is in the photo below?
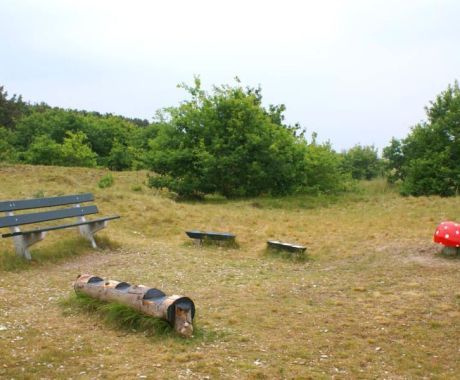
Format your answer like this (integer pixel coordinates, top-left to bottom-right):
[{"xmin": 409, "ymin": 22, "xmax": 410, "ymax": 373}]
[
  {"xmin": 6, "ymin": 211, "xmax": 46, "ymax": 260},
  {"xmin": 12, "ymin": 232, "xmax": 46, "ymax": 260},
  {"xmin": 192, "ymin": 238, "xmax": 203, "ymax": 247},
  {"xmin": 78, "ymin": 220, "xmax": 107, "ymax": 248}
]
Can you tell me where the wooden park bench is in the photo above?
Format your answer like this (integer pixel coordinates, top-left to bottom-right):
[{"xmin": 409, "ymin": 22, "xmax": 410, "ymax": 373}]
[
  {"xmin": 0, "ymin": 193, "xmax": 120, "ymax": 260},
  {"xmin": 267, "ymin": 240, "xmax": 307, "ymax": 254},
  {"xmin": 186, "ymin": 230, "xmax": 236, "ymax": 246}
]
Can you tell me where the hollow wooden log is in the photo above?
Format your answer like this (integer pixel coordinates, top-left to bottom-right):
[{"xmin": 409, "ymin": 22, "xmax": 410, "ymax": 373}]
[{"xmin": 74, "ymin": 274, "xmax": 195, "ymax": 337}]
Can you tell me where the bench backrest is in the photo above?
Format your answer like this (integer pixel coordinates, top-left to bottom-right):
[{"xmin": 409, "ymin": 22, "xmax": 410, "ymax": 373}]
[
  {"xmin": 0, "ymin": 193, "xmax": 97, "ymax": 229},
  {"xmin": 0, "ymin": 193, "xmax": 94, "ymax": 212}
]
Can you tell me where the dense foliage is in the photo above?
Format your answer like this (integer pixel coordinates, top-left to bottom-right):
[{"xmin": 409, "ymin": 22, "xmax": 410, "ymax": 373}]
[
  {"xmin": 0, "ymin": 79, "xmax": 390, "ymax": 199},
  {"xmin": 341, "ymin": 144, "xmax": 382, "ymax": 180},
  {"xmin": 0, "ymin": 88, "xmax": 153, "ymax": 170},
  {"xmin": 146, "ymin": 78, "xmax": 348, "ymax": 198},
  {"xmin": 384, "ymin": 81, "xmax": 460, "ymax": 196}
]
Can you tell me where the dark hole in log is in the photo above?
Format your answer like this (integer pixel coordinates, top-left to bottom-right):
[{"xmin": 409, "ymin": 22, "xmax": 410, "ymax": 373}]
[
  {"xmin": 88, "ymin": 276, "xmax": 104, "ymax": 283},
  {"xmin": 143, "ymin": 288, "xmax": 166, "ymax": 300},
  {"xmin": 175, "ymin": 301, "xmax": 191, "ymax": 311},
  {"xmin": 167, "ymin": 297, "xmax": 196, "ymax": 326},
  {"xmin": 114, "ymin": 282, "xmax": 131, "ymax": 290}
]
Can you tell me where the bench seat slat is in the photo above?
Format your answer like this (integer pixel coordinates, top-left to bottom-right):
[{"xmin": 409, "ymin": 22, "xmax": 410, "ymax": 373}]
[
  {"xmin": 0, "ymin": 193, "xmax": 94, "ymax": 212},
  {"xmin": 186, "ymin": 230, "xmax": 235, "ymax": 240},
  {"xmin": 0, "ymin": 206, "xmax": 99, "ymax": 228},
  {"xmin": 1, "ymin": 215, "xmax": 120, "ymax": 238},
  {"xmin": 267, "ymin": 240, "xmax": 306, "ymax": 253}
]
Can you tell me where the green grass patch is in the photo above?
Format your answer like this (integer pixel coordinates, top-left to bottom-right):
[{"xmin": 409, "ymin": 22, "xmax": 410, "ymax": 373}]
[
  {"xmin": 131, "ymin": 184, "xmax": 143, "ymax": 192},
  {"xmin": 0, "ymin": 235, "xmax": 120, "ymax": 272},
  {"xmin": 60, "ymin": 292, "xmax": 222, "ymax": 342},
  {"xmin": 98, "ymin": 173, "xmax": 114, "ymax": 189}
]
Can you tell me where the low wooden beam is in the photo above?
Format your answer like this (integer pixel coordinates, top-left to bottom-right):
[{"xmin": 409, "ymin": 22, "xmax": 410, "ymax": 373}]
[{"xmin": 74, "ymin": 274, "xmax": 195, "ymax": 337}]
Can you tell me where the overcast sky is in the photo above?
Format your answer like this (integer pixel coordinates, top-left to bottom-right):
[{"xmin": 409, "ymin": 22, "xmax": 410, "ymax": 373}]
[{"xmin": 1, "ymin": 0, "xmax": 459, "ymax": 151}]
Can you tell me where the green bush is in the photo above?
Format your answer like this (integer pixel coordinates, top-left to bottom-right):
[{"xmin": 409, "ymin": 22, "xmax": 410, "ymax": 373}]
[
  {"xmin": 60, "ymin": 131, "xmax": 98, "ymax": 167},
  {"xmin": 384, "ymin": 81, "xmax": 460, "ymax": 196},
  {"xmin": 303, "ymin": 140, "xmax": 350, "ymax": 194},
  {"xmin": 146, "ymin": 77, "xmax": 346, "ymax": 198},
  {"xmin": 0, "ymin": 126, "xmax": 16, "ymax": 162},
  {"xmin": 107, "ymin": 140, "xmax": 134, "ymax": 171},
  {"xmin": 98, "ymin": 173, "xmax": 114, "ymax": 189},
  {"xmin": 341, "ymin": 144, "xmax": 382, "ymax": 180},
  {"xmin": 25, "ymin": 134, "xmax": 62, "ymax": 165}
]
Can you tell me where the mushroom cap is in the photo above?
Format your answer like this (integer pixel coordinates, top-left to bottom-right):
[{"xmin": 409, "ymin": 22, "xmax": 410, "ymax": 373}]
[{"xmin": 434, "ymin": 221, "xmax": 460, "ymax": 247}]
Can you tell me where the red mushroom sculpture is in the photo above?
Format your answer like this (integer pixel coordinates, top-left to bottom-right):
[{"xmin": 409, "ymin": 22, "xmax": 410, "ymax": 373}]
[{"xmin": 434, "ymin": 221, "xmax": 460, "ymax": 254}]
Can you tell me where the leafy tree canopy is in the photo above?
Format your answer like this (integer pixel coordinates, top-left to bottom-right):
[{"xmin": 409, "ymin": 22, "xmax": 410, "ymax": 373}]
[
  {"xmin": 147, "ymin": 77, "xmax": 346, "ymax": 198},
  {"xmin": 384, "ymin": 81, "xmax": 460, "ymax": 196},
  {"xmin": 341, "ymin": 144, "xmax": 382, "ymax": 180}
]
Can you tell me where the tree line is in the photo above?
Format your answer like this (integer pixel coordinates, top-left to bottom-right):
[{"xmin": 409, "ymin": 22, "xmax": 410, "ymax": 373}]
[{"xmin": 1, "ymin": 78, "xmax": 457, "ymax": 198}]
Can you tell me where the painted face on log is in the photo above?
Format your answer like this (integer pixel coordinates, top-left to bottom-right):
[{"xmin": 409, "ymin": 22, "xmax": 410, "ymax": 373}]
[{"xmin": 175, "ymin": 305, "xmax": 193, "ymax": 337}]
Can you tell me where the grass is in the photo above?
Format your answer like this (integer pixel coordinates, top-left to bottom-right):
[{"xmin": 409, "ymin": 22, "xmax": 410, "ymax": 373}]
[
  {"xmin": 60, "ymin": 293, "xmax": 175, "ymax": 337},
  {"xmin": 0, "ymin": 164, "xmax": 459, "ymax": 379},
  {"xmin": 264, "ymin": 246, "xmax": 309, "ymax": 262},
  {"xmin": 0, "ymin": 235, "xmax": 119, "ymax": 272},
  {"xmin": 60, "ymin": 293, "xmax": 223, "ymax": 343}
]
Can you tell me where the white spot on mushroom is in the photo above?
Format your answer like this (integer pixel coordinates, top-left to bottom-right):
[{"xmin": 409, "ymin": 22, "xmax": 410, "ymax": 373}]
[
  {"xmin": 436, "ymin": 230, "xmax": 439, "ymax": 235},
  {"xmin": 445, "ymin": 234, "xmax": 450, "ymax": 238},
  {"xmin": 444, "ymin": 226, "xmax": 448, "ymax": 230}
]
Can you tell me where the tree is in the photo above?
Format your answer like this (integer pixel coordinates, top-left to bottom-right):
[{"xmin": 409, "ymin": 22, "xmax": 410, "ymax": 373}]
[
  {"xmin": 382, "ymin": 138, "xmax": 404, "ymax": 183},
  {"xmin": 14, "ymin": 108, "xmax": 89, "ymax": 149},
  {"xmin": 0, "ymin": 126, "xmax": 16, "ymax": 162},
  {"xmin": 60, "ymin": 131, "xmax": 98, "ymax": 167},
  {"xmin": 25, "ymin": 135, "xmax": 63, "ymax": 165},
  {"xmin": 107, "ymin": 140, "xmax": 134, "ymax": 170},
  {"xmin": 342, "ymin": 144, "xmax": 382, "ymax": 180},
  {"xmin": 147, "ymin": 77, "xmax": 312, "ymax": 198},
  {"xmin": 304, "ymin": 139, "xmax": 349, "ymax": 194},
  {"xmin": 384, "ymin": 81, "xmax": 460, "ymax": 196},
  {"xmin": 0, "ymin": 86, "xmax": 28, "ymax": 130}
]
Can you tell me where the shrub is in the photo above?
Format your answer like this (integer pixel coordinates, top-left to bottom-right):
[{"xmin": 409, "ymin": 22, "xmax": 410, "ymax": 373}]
[
  {"xmin": 98, "ymin": 173, "xmax": 114, "ymax": 189},
  {"xmin": 60, "ymin": 131, "xmax": 98, "ymax": 167},
  {"xmin": 146, "ymin": 77, "xmax": 344, "ymax": 198},
  {"xmin": 25, "ymin": 134, "xmax": 62, "ymax": 165},
  {"xmin": 0, "ymin": 126, "xmax": 16, "ymax": 162},
  {"xmin": 303, "ymin": 140, "xmax": 350, "ymax": 194},
  {"xmin": 384, "ymin": 81, "xmax": 460, "ymax": 196},
  {"xmin": 107, "ymin": 140, "xmax": 134, "ymax": 171},
  {"xmin": 341, "ymin": 144, "xmax": 382, "ymax": 180}
]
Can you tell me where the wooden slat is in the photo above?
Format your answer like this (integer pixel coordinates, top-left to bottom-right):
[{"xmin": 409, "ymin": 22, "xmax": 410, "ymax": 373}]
[
  {"xmin": 0, "ymin": 193, "xmax": 94, "ymax": 212},
  {"xmin": 0, "ymin": 206, "xmax": 99, "ymax": 228},
  {"xmin": 185, "ymin": 230, "xmax": 235, "ymax": 240},
  {"xmin": 267, "ymin": 240, "xmax": 306, "ymax": 253},
  {"xmin": 1, "ymin": 215, "xmax": 120, "ymax": 238}
]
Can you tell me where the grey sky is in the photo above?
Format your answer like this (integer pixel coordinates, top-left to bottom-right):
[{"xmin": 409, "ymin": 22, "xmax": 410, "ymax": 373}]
[{"xmin": 1, "ymin": 0, "xmax": 459, "ymax": 151}]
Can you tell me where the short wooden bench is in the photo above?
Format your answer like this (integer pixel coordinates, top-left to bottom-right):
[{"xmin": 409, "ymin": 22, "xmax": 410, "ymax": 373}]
[
  {"xmin": 267, "ymin": 240, "xmax": 307, "ymax": 254},
  {"xmin": 185, "ymin": 230, "xmax": 236, "ymax": 246},
  {"xmin": 0, "ymin": 193, "xmax": 120, "ymax": 260}
]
